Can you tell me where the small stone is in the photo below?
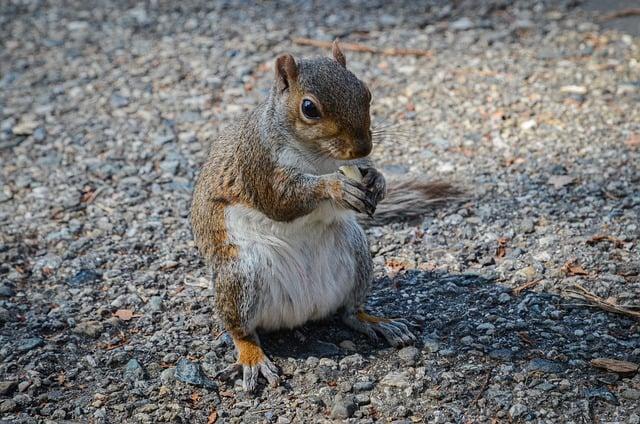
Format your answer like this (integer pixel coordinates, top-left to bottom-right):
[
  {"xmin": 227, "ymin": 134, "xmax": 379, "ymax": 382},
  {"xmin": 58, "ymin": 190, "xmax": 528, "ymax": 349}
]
[
  {"xmin": 124, "ymin": 359, "xmax": 145, "ymax": 382},
  {"xmin": 380, "ymin": 371, "xmax": 410, "ymax": 388},
  {"xmin": 354, "ymin": 394, "xmax": 370, "ymax": 406},
  {"xmin": 147, "ymin": 296, "xmax": 163, "ymax": 311},
  {"xmin": 508, "ymin": 403, "xmax": 528, "ymax": 419},
  {"xmin": 11, "ymin": 119, "xmax": 38, "ymax": 136},
  {"xmin": 628, "ymin": 413, "xmax": 640, "ymax": 424},
  {"xmin": 489, "ymin": 349, "xmax": 514, "ymax": 361},
  {"xmin": 518, "ymin": 219, "xmax": 535, "ymax": 233},
  {"xmin": 461, "ymin": 336, "xmax": 474, "ymax": 345},
  {"xmin": 110, "ymin": 93, "xmax": 129, "ymax": 108},
  {"xmin": 527, "ymin": 358, "xmax": 566, "ymax": 374},
  {"xmin": 450, "ymin": 17, "xmax": 474, "ymax": 31},
  {"xmin": 621, "ymin": 388, "xmax": 640, "ymax": 400},
  {"xmin": 498, "ymin": 293, "xmax": 511, "ymax": 303},
  {"xmin": 276, "ymin": 417, "xmax": 290, "ymax": 424},
  {"xmin": 0, "ymin": 307, "xmax": 13, "ymax": 323},
  {"xmin": 339, "ymin": 354, "xmax": 365, "ymax": 368},
  {"xmin": 17, "ymin": 381, "xmax": 30, "ymax": 392},
  {"xmin": 73, "ymin": 321, "xmax": 104, "ymax": 338},
  {"xmin": 398, "ymin": 346, "xmax": 420, "ymax": 364},
  {"xmin": 423, "ymin": 338, "xmax": 440, "ymax": 353},
  {"xmin": 330, "ymin": 397, "xmax": 356, "ymax": 419},
  {"xmin": 560, "ymin": 85, "xmax": 587, "ymax": 95},
  {"xmin": 0, "ymin": 381, "xmax": 17, "ymax": 396},
  {"xmin": 175, "ymin": 358, "xmax": 216, "ymax": 389},
  {"xmin": 0, "ymin": 283, "xmax": 15, "ymax": 298},
  {"xmin": 584, "ymin": 387, "xmax": 619, "ymax": 405},
  {"xmin": 353, "ymin": 381, "xmax": 374, "ymax": 392},
  {"xmin": 68, "ymin": 269, "xmax": 102, "ymax": 286},
  {"xmin": 574, "ymin": 329, "xmax": 584, "ymax": 337},
  {"xmin": 0, "ymin": 399, "xmax": 18, "ymax": 413},
  {"xmin": 17, "ymin": 337, "xmax": 44, "ymax": 352},
  {"xmin": 160, "ymin": 367, "xmax": 175, "ymax": 385}
]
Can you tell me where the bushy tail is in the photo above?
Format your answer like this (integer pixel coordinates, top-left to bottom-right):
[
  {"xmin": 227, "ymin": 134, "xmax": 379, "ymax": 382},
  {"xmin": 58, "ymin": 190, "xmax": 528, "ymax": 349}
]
[{"xmin": 358, "ymin": 177, "xmax": 463, "ymax": 228}]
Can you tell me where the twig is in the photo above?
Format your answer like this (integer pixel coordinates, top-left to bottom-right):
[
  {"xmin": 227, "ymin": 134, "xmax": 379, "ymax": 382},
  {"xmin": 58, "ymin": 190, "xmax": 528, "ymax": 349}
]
[
  {"xmin": 599, "ymin": 8, "xmax": 640, "ymax": 21},
  {"xmin": 471, "ymin": 367, "xmax": 493, "ymax": 406},
  {"xmin": 564, "ymin": 284, "xmax": 640, "ymax": 320},
  {"xmin": 292, "ymin": 37, "xmax": 433, "ymax": 57},
  {"xmin": 513, "ymin": 278, "xmax": 542, "ymax": 296}
]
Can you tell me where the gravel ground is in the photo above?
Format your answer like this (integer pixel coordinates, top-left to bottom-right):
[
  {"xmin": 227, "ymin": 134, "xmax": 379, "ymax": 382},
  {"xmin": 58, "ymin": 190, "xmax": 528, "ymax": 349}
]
[{"xmin": 1, "ymin": 0, "xmax": 639, "ymax": 422}]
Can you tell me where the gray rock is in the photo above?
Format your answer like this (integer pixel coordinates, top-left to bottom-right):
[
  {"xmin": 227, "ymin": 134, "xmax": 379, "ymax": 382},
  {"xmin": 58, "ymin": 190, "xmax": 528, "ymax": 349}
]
[
  {"xmin": 380, "ymin": 371, "xmax": 410, "ymax": 388},
  {"xmin": 398, "ymin": 346, "xmax": 420, "ymax": 364},
  {"xmin": 110, "ymin": 93, "xmax": 129, "ymax": 108},
  {"xmin": 160, "ymin": 367, "xmax": 175, "ymax": 385},
  {"xmin": 584, "ymin": 387, "xmax": 619, "ymax": 405},
  {"xmin": 498, "ymin": 293, "xmax": 511, "ymax": 303},
  {"xmin": 0, "ymin": 283, "xmax": 15, "ymax": 298},
  {"xmin": 353, "ymin": 381, "xmax": 374, "ymax": 392},
  {"xmin": 175, "ymin": 358, "xmax": 216, "ymax": 389},
  {"xmin": 489, "ymin": 349, "xmax": 514, "ymax": 361},
  {"xmin": 0, "ymin": 399, "xmax": 18, "ymax": 413},
  {"xmin": 621, "ymin": 388, "xmax": 640, "ymax": 400},
  {"xmin": 423, "ymin": 338, "xmax": 440, "ymax": 353},
  {"xmin": 518, "ymin": 219, "xmax": 535, "ymax": 233},
  {"xmin": 0, "ymin": 381, "xmax": 16, "ymax": 396},
  {"xmin": 17, "ymin": 337, "xmax": 44, "ymax": 352},
  {"xmin": 73, "ymin": 321, "xmax": 104, "ymax": 338},
  {"xmin": 450, "ymin": 17, "xmax": 474, "ymax": 31},
  {"xmin": 68, "ymin": 269, "xmax": 102, "ymax": 286},
  {"xmin": 124, "ymin": 359, "xmax": 145, "ymax": 382},
  {"xmin": 147, "ymin": 296, "xmax": 163, "ymax": 311},
  {"xmin": 526, "ymin": 359, "xmax": 566, "ymax": 374},
  {"xmin": 0, "ymin": 307, "xmax": 13, "ymax": 323},
  {"xmin": 508, "ymin": 403, "xmax": 528, "ymax": 419},
  {"xmin": 330, "ymin": 397, "xmax": 356, "ymax": 419}
]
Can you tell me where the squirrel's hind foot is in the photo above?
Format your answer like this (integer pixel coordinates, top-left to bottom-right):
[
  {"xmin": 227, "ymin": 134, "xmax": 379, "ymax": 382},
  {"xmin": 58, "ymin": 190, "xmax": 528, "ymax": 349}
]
[
  {"xmin": 342, "ymin": 310, "xmax": 417, "ymax": 348},
  {"xmin": 215, "ymin": 333, "xmax": 280, "ymax": 392}
]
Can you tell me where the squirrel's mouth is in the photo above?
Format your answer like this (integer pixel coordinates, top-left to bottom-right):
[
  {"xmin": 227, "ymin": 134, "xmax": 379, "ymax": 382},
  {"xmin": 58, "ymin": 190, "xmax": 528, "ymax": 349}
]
[{"xmin": 321, "ymin": 138, "xmax": 372, "ymax": 160}]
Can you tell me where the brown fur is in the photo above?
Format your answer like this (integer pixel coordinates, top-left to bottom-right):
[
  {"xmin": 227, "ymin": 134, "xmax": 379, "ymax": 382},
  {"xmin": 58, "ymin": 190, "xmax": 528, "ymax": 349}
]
[
  {"xmin": 357, "ymin": 310, "xmax": 391, "ymax": 324},
  {"xmin": 234, "ymin": 337, "xmax": 265, "ymax": 366}
]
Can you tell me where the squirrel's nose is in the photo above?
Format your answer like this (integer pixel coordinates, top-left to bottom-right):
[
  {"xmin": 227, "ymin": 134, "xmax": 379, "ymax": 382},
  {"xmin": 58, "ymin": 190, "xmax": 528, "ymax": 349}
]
[{"xmin": 350, "ymin": 136, "xmax": 372, "ymax": 158}]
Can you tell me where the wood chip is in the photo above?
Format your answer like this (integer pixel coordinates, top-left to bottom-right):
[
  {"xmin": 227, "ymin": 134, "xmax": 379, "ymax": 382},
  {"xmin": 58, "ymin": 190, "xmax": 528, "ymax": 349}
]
[
  {"xmin": 564, "ymin": 284, "xmax": 640, "ymax": 320},
  {"xmin": 113, "ymin": 309, "xmax": 140, "ymax": 321},
  {"xmin": 586, "ymin": 234, "xmax": 624, "ymax": 248},
  {"xmin": 513, "ymin": 278, "xmax": 542, "ymax": 296},
  {"xmin": 598, "ymin": 8, "xmax": 640, "ymax": 21},
  {"xmin": 207, "ymin": 407, "xmax": 218, "ymax": 423},
  {"xmin": 561, "ymin": 260, "xmax": 588, "ymax": 276},
  {"xmin": 590, "ymin": 358, "xmax": 639, "ymax": 374}
]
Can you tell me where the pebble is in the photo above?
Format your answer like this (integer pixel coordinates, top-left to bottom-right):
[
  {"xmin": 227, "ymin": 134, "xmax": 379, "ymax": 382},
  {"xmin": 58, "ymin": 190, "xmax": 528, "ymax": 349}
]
[
  {"xmin": 330, "ymin": 397, "xmax": 356, "ymax": 419},
  {"xmin": 175, "ymin": 358, "xmax": 217, "ymax": 389},
  {"xmin": 508, "ymin": 403, "xmax": 528, "ymax": 419},
  {"xmin": 0, "ymin": 283, "xmax": 15, "ymax": 298},
  {"xmin": 68, "ymin": 269, "xmax": 102, "ymax": 286},
  {"xmin": 17, "ymin": 337, "xmax": 44, "ymax": 352},
  {"xmin": 124, "ymin": 359, "xmax": 145, "ymax": 382},
  {"xmin": 423, "ymin": 338, "xmax": 440, "ymax": 353},
  {"xmin": 380, "ymin": 371, "xmax": 411, "ymax": 388},
  {"xmin": 73, "ymin": 321, "xmax": 104, "ymax": 338},
  {"xmin": 398, "ymin": 346, "xmax": 420, "ymax": 364},
  {"xmin": 527, "ymin": 359, "xmax": 566, "ymax": 374},
  {"xmin": 339, "ymin": 340, "xmax": 356, "ymax": 351},
  {"xmin": 621, "ymin": 388, "xmax": 640, "ymax": 400},
  {"xmin": 0, "ymin": 399, "xmax": 18, "ymax": 413},
  {"xmin": 353, "ymin": 381, "xmax": 375, "ymax": 392},
  {"xmin": 0, "ymin": 381, "xmax": 16, "ymax": 396}
]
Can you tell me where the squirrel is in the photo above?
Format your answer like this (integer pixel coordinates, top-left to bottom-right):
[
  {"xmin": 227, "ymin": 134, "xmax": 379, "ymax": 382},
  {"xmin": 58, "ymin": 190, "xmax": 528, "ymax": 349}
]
[{"xmin": 191, "ymin": 41, "xmax": 456, "ymax": 392}]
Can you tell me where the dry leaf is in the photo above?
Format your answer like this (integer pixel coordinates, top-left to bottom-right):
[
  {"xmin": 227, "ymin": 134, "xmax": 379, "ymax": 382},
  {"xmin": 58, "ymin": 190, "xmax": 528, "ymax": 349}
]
[
  {"xmin": 590, "ymin": 358, "xmax": 639, "ymax": 374},
  {"xmin": 561, "ymin": 260, "xmax": 588, "ymax": 276},
  {"xmin": 548, "ymin": 175, "xmax": 574, "ymax": 189},
  {"xmin": 207, "ymin": 408, "xmax": 218, "ymax": 424},
  {"xmin": 625, "ymin": 133, "xmax": 640, "ymax": 149},
  {"xmin": 190, "ymin": 391, "xmax": 201, "ymax": 404},
  {"xmin": 586, "ymin": 234, "xmax": 624, "ymax": 248},
  {"xmin": 496, "ymin": 237, "xmax": 509, "ymax": 258},
  {"xmin": 385, "ymin": 258, "xmax": 412, "ymax": 274},
  {"xmin": 113, "ymin": 309, "xmax": 135, "ymax": 321}
]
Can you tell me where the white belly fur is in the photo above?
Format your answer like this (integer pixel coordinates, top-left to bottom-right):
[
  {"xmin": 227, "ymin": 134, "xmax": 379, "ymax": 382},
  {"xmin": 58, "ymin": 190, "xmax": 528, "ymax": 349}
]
[{"xmin": 225, "ymin": 202, "xmax": 362, "ymax": 331}]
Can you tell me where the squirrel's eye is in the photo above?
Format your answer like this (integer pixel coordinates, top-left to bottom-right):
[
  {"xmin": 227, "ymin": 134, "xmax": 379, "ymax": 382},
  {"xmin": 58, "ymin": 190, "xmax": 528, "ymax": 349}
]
[{"xmin": 301, "ymin": 99, "xmax": 321, "ymax": 120}]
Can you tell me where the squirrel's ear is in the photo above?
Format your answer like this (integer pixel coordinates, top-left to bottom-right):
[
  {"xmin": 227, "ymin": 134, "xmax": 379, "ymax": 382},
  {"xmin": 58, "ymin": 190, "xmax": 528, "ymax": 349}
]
[
  {"xmin": 332, "ymin": 39, "xmax": 346, "ymax": 68},
  {"xmin": 275, "ymin": 53, "xmax": 298, "ymax": 92}
]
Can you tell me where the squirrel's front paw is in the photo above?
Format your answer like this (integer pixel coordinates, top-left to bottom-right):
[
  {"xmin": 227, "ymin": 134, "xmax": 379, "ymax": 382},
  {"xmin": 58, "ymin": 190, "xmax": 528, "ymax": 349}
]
[
  {"xmin": 330, "ymin": 173, "xmax": 376, "ymax": 216},
  {"xmin": 361, "ymin": 167, "xmax": 387, "ymax": 204}
]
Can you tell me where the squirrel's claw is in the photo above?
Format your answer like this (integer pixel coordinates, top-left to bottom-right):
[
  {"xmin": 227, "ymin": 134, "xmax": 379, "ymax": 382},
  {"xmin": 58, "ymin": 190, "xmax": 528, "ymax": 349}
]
[
  {"xmin": 242, "ymin": 356, "xmax": 280, "ymax": 392},
  {"xmin": 342, "ymin": 311, "xmax": 416, "ymax": 348},
  {"xmin": 213, "ymin": 363, "xmax": 242, "ymax": 381}
]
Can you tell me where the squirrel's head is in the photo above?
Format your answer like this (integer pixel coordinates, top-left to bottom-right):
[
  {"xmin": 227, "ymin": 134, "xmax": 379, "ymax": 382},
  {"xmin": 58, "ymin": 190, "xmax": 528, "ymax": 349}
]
[{"xmin": 273, "ymin": 41, "xmax": 372, "ymax": 160}]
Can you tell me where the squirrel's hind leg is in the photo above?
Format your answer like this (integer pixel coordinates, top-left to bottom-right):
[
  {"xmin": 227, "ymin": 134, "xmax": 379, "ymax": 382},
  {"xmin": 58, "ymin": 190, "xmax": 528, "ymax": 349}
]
[
  {"xmin": 341, "ymin": 309, "xmax": 416, "ymax": 347},
  {"xmin": 214, "ymin": 265, "xmax": 280, "ymax": 392},
  {"xmin": 215, "ymin": 333, "xmax": 279, "ymax": 392}
]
